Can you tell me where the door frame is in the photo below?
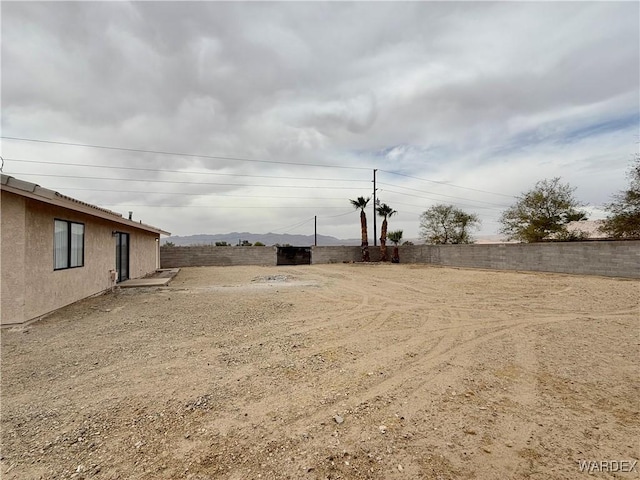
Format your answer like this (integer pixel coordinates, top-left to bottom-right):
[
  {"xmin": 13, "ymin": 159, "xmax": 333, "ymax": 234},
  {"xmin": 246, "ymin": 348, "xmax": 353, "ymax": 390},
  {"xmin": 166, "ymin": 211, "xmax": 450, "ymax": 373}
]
[{"xmin": 115, "ymin": 232, "xmax": 130, "ymax": 283}]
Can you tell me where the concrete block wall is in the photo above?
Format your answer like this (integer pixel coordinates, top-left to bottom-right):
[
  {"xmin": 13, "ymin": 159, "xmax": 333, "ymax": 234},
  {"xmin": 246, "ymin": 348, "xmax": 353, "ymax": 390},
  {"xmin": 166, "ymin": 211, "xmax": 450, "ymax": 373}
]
[
  {"xmin": 311, "ymin": 242, "xmax": 639, "ymax": 278},
  {"xmin": 161, "ymin": 241, "xmax": 640, "ymax": 279},
  {"xmin": 161, "ymin": 245, "xmax": 277, "ymax": 267},
  {"xmin": 310, "ymin": 245, "xmax": 387, "ymax": 264},
  {"xmin": 161, "ymin": 245, "xmax": 390, "ymax": 267},
  {"xmin": 399, "ymin": 241, "xmax": 640, "ymax": 278}
]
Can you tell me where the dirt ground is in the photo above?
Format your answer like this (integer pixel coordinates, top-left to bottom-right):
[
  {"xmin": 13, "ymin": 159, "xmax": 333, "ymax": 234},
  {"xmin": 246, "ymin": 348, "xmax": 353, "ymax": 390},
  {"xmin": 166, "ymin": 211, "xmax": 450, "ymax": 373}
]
[{"xmin": 1, "ymin": 264, "xmax": 639, "ymax": 480}]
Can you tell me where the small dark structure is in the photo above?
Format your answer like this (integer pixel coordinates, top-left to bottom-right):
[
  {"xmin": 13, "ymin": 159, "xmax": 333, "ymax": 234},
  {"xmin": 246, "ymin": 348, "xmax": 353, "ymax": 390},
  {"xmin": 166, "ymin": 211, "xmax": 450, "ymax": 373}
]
[{"xmin": 277, "ymin": 246, "xmax": 311, "ymax": 265}]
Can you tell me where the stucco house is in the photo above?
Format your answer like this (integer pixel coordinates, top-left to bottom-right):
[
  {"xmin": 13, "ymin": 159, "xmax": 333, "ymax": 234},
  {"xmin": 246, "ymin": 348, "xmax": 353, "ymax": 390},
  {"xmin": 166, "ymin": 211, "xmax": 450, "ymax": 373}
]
[{"xmin": 1, "ymin": 174, "xmax": 169, "ymax": 326}]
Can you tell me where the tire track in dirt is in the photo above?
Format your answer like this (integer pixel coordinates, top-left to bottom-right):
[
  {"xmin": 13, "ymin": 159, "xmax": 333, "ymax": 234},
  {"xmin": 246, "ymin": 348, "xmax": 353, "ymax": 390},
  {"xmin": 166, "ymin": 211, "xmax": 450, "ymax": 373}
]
[
  {"xmin": 214, "ymin": 310, "xmax": 567, "ymax": 442},
  {"xmin": 283, "ymin": 313, "xmax": 585, "ymax": 434},
  {"xmin": 3, "ymin": 265, "xmax": 638, "ymax": 480},
  {"xmin": 203, "ymin": 260, "xmax": 609, "ymax": 432}
]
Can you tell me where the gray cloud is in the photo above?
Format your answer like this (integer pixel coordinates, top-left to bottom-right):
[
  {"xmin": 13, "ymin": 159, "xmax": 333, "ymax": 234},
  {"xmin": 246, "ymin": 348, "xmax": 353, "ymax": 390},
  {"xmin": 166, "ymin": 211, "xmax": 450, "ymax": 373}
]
[{"xmin": 2, "ymin": 1, "xmax": 638, "ymax": 239}]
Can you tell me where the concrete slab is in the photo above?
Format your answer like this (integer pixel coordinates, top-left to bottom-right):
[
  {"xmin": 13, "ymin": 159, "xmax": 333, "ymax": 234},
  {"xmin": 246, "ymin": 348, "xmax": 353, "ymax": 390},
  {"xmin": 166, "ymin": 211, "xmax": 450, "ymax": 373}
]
[
  {"xmin": 118, "ymin": 278, "xmax": 172, "ymax": 288},
  {"xmin": 154, "ymin": 268, "xmax": 181, "ymax": 278},
  {"xmin": 118, "ymin": 268, "xmax": 180, "ymax": 288}
]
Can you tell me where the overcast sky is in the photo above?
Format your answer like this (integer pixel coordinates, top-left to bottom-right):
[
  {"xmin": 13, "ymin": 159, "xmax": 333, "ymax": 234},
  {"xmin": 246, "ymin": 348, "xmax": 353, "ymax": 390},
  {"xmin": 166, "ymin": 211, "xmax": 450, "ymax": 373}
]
[{"xmin": 2, "ymin": 1, "xmax": 638, "ymax": 242}]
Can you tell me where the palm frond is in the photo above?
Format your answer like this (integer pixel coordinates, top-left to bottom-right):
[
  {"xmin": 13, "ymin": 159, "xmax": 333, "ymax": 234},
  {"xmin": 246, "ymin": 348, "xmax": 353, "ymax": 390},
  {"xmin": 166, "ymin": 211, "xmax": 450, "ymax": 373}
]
[{"xmin": 349, "ymin": 196, "xmax": 371, "ymax": 210}]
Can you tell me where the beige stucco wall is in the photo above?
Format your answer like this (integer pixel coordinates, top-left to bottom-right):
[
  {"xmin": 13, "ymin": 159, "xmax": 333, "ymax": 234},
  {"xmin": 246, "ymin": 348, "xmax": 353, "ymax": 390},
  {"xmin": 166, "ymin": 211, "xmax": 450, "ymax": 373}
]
[
  {"xmin": 1, "ymin": 191, "xmax": 160, "ymax": 325},
  {"xmin": 127, "ymin": 226, "xmax": 160, "ymax": 279},
  {"xmin": 1, "ymin": 192, "xmax": 27, "ymax": 325}
]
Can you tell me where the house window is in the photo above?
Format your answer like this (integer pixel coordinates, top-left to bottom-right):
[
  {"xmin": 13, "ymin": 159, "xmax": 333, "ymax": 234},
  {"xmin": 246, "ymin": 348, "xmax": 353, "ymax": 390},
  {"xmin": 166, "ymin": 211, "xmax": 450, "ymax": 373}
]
[{"xmin": 54, "ymin": 220, "xmax": 85, "ymax": 270}]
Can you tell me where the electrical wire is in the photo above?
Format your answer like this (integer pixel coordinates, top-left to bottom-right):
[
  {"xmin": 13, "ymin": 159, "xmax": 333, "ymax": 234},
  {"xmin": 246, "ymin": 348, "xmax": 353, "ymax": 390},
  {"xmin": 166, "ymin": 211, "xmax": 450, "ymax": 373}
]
[
  {"xmin": 378, "ymin": 182, "xmax": 510, "ymax": 207},
  {"xmin": 322, "ymin": 210, "xmax": 358, "ymax": 219},
  {"xmin": 6, "ymin": 158, "xmax": 370, "ymax": 183},
  {"xmin": 279, "ymin": 217, "xmax": 315, "ymax": 235},
  {"xmin": 98, "ymin": 204, "xmax": 348, "ymax": 209},
  {"xmin": 5, "ymin": 171, "xmax": 369, "ymax": 190},
  {"xmin": 380, "ymin": 188, "xmax": 507, "ymax": 211},
  {"xmin": 46, "ymin": 187, "xmax": 349, "ymax": 200},
  {"xmin": 3, "ymin": 138, "xmax": 521, "ymax": 204},
  {"xmin": 2, "ymin": 137, "xmax": 531, "ymax": 230},
  {"xmin": 1, "ymin": 136, "xmax": 371, "ymax": 170},
  {"xmin": 378, "ymin": 170, "xmax": 517, "ymax": 198},
  {"xmin": 387, "ymin": 200, "xmax": 503, "ymax": 221},
  {"xmin": 270, "ymin": 217, "xmax": 316, "ymax": 233}
]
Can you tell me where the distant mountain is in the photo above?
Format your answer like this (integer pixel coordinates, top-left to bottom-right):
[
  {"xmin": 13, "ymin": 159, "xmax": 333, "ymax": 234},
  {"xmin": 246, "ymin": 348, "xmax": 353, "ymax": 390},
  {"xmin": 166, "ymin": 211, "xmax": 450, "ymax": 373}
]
[
  {"xmin": 163, "ymin": 233, "xmax": 517, "ymax": 246},
  {"xmin": 162, "ymin": 232, "xmax": 361, "ymax": 246}
]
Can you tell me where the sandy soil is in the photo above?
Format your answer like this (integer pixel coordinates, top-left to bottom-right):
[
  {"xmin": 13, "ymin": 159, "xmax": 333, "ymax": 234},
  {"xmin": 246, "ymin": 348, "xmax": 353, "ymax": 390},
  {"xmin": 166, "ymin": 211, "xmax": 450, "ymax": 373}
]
[{"xmin": 1, "ymin": 264, "xmax": 639, "ymax": 480}]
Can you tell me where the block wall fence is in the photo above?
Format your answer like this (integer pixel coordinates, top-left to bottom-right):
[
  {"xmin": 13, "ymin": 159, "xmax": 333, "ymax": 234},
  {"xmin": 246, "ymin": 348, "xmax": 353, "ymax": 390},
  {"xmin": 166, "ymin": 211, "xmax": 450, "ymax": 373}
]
[{"xmin": 160, "ymin": 241, "xmax": 640, "ymax": 279}]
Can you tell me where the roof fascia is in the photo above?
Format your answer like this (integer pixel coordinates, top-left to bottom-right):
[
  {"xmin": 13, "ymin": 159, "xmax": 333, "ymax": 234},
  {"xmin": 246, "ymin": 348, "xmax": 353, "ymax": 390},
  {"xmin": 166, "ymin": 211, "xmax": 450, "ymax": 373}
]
[{"xmin": 2, "ymin": 183, "xmax": 170, "ymax": 236}]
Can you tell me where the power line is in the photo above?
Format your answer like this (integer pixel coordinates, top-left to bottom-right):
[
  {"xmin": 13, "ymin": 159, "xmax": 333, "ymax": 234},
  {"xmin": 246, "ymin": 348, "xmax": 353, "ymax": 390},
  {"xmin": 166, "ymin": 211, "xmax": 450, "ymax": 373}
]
[
  {"xmin": 378, "ymin": 169, "xmax": 517, "ymax": 198},
  {"xmin": 391, "ymin": 206, "xmax": 503, "ymax": 223},
  {"xmin": 380, "ymin": 188, "xmax": 507, "ymax": 211},
  {"xmin": 2, "ymin": 137, "xmax": 525, "ymax": 225},
  {"xmin": 46, "ymin": 187, "xmax": 348, "ymax": 200},
  {"xmin": 320, "ymin": 210, "xmax": 356, "ymax": 219},
  {"xmin": 98, "ymin": 204, "xmax": 348, "ymax": 209},
  {"xmin": 378, "ymin": 182, "xmax": 510, "ymax": 207},
  {"xmin": 2, "ymin": 137, "xmax": 523, "ymax": 201},
  {"xmin": 5, "ymin": 171, "xmax": 369, "ymax": 190},
  {"xmin": 6, "ymin": 158, "xmax": 370, "ymax": 183},
  {"xmin": 3, "ymin": 138, "xmax": 520, "ymax": 201},
  {"xmin": 279, "ymin": 217, "xmax": 315, "ymax": 235},
  {"xmin": 271, "ymin": 217, "xmax": 316, "ymax": 233},
  {"xmin": 255, "ymin": 209, "xmax": 356, "ymax": 234},
  {"xmin": 1, "ymin": 136, "xmax": 371, "ymax": 170}
]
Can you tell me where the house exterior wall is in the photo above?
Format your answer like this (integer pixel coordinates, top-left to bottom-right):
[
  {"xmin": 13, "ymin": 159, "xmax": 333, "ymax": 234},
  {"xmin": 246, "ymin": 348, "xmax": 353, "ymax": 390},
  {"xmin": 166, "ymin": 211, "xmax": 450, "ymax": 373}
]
[
  {"xmin": 126, "ymin": 228, "xmax": 160, "ymax": 279},
  {"xmin": 1, "ymin": 192, "xmax": 27, "ymax": 325},
  {"xmin": 1, "ymin": 191, "xmax": 160, "ymax": 325}
]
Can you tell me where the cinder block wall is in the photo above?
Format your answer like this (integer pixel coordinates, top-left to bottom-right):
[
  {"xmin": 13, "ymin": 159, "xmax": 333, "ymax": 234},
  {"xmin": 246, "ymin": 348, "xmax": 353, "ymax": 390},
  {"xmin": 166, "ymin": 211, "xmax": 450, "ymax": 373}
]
[
  {"xmin": 420, "ymin": 241, "xmax": 639, "ymax": 278},
  {"xmin": 161, "ymin": 245, "xmax": 277, "ymax": 267},
  {"xmin": 310, "ymin": 245, "xmax": 387, "ymax": 264},
  {"xmin": 161, "ymin": 241, "xmax": 640, "ymax": 279},
  {"xmin": 161, "ymin": 245, "xmax": 388, "ymax": 267}
]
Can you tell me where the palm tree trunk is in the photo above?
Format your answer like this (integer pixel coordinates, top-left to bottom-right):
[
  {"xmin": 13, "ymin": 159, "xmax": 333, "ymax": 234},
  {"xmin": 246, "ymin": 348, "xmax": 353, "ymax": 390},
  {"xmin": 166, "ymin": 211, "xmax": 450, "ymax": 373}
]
[
  {"xmin": 379, "ymin": 218, "xmax": 388, "ymax": 261},
  {"xmin": 360, "ymin": 210, "xmax": 370, "ymax": 262},
  {"xmin": 391, "ymin": 245, "xmax": 400, "ymax": 263}
]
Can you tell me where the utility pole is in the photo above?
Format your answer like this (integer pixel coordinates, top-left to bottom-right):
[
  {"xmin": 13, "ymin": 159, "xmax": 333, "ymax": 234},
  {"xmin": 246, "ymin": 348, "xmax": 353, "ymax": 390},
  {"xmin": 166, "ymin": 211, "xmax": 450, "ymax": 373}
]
[
  {"xmin": 373, "ymin": 169, "xmax": 378, "ymax": 247},
  {"xmin": 314, "ymin": 216, "xmax": 317, "ymax": 246}
]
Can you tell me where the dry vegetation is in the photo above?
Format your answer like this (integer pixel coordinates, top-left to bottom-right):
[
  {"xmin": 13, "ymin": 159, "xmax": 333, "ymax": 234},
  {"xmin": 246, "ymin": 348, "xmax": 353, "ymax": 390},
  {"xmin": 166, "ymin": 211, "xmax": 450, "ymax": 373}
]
[{"xmin": 1, "ymin": 264, "xmax": 638, "ymax": 479}]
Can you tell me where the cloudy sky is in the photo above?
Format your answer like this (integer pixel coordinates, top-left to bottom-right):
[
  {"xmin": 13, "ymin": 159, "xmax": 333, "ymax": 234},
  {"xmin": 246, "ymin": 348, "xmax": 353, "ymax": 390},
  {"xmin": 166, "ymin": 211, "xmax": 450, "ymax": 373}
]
[{"xmin": 2, "ymin": 1, "xmax": 638, "ymax": 242}]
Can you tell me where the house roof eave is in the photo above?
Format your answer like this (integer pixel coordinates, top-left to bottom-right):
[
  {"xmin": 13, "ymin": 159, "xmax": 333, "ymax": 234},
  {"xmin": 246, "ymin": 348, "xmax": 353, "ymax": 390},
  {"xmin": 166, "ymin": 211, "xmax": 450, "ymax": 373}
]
[{"xmin": 1, "ymin": 174, "xmax": 170, "ymax": 236}]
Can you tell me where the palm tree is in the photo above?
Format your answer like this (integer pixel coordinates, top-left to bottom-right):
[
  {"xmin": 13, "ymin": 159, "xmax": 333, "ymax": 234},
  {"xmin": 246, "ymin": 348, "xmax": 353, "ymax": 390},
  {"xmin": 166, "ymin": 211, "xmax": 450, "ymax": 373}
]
[
  {"xmin": 376, "ymin": 202, "xmax": 397, "ymax": 261},
  {"xmin": 387, "ymin": 230, "xmax": 403, "ymax": 263},
  {"xmin": 350, "ymin": 196, "xmax": 371, "ymax": 262}
]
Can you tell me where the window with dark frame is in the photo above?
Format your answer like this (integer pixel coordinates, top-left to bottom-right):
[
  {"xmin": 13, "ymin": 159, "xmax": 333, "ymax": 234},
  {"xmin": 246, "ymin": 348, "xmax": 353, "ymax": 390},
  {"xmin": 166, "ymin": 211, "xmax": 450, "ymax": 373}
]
[{"xmin": 54, "ymin": 219, "xmax": 85, "ymax": 270}]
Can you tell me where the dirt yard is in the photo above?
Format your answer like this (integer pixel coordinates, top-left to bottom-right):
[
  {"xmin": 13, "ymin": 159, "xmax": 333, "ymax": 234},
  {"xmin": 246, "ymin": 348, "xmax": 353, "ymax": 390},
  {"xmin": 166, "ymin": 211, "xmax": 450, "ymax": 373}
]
[{"xmin": 1, "ymin": 264, "xmax": 638, "ymax": 479}]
